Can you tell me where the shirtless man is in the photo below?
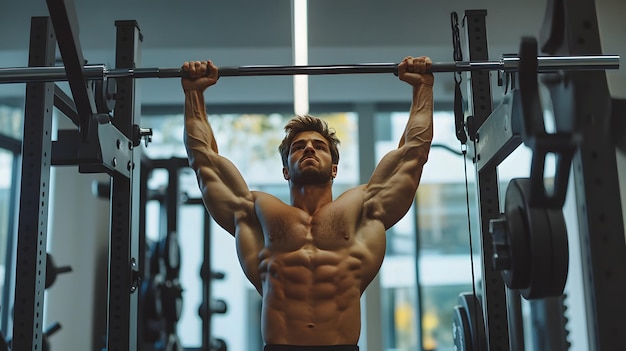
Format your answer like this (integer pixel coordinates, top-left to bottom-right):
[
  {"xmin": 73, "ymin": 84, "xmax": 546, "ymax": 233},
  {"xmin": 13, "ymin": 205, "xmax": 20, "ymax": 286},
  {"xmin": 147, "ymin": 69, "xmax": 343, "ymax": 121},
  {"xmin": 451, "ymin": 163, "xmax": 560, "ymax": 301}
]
[{"xmin": 181, "ymin": 56, "xmax": 434, "ymax": 351}]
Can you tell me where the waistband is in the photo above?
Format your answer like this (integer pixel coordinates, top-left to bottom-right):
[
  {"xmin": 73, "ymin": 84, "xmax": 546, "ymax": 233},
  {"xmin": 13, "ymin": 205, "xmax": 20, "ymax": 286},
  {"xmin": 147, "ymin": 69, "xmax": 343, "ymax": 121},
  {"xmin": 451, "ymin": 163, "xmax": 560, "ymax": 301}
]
[{"xmin": 264, "ymin": 345, "xmax": 359, "ymax": 351}]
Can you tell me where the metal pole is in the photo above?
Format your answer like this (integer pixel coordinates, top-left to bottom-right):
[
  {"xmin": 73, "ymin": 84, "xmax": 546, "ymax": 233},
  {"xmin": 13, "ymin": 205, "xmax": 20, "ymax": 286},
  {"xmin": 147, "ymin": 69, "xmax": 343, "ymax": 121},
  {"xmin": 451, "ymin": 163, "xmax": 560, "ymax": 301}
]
[
  {"xmin": 0, "ymin": 55, "xmax": 619, "ymax": 83},
  {"xmin": 11, "ymin": 16, "xmax": 55, "ymax": 351}
]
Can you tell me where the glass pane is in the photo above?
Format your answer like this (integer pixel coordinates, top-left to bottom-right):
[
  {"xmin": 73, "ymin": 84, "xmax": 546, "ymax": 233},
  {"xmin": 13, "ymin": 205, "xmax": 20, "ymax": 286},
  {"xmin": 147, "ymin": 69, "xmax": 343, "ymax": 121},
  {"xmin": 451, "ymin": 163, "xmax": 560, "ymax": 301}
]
[
  {"xmin": 0, "ymin": 149, "xmax": 14, "ymax": 331},
  {"xmin": 0, "ymin": 105, "xmax": 23, "ymax": 140},
  {"xmin": 377, "ymin": 111, "xmax": 481, "ymax": 351}
]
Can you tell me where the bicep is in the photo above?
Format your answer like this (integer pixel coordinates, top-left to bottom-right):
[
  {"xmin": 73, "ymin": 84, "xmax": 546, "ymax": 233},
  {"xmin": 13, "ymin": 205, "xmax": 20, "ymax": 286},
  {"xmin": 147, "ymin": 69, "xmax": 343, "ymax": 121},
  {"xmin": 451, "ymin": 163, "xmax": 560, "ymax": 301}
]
[
  {"xmin": 364, "ymin": 146, "xmax": 425, "ymax": 228},
  {"xmin": 196, "ymin": 155, "xmax": 254, "ymax": 235}
]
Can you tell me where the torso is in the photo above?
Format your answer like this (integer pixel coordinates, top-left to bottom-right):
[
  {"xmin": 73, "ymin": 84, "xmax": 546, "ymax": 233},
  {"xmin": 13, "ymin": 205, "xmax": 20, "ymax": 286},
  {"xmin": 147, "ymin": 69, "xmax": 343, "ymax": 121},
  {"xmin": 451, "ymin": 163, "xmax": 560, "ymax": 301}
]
[{"xmin": 236, "ymin": 187, "xmax": 387, "ymax": 345}]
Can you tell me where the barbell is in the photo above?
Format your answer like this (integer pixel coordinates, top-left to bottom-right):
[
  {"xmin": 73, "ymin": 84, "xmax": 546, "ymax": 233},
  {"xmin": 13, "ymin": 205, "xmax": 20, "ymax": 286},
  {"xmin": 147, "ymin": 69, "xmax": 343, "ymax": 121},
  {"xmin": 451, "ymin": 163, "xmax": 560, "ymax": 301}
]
[{"xmin": 0, "ymin": 54, "xmax": 619, "ymax": 84}]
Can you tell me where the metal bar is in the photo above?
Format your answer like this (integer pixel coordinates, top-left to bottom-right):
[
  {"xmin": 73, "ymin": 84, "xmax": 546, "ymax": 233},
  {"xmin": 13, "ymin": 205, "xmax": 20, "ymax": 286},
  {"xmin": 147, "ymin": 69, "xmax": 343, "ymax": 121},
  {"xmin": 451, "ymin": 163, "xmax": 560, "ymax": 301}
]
[
  {"xmin": 202, "ymin": 210, "xmax": 212, "ymax": 351},
  {"xmin": 0, "ymin": 134, "xmax": 21, "ymax": 154},
  {"xmin": 528, "ymin": 296, "xmax": 570, "ymax": 351},
  {"xmin": 0, "ymin": 55, "xmax": 619, "ymax": 83},
  {"xmin": 45, "ymin": 0, "xmax": 97, "ymax": 140},
  {"xmin": 53, "ymin": 84, "xmax": 79, "ymax": 126},
  {"xmin": 0, "ymin": 65, "xmax": 105, "ymax": 84},
  {"xmin": 506, "ymin": 289, "xmax": 525, "ymax": 351},
  {"xmin": 475, "ymin": 89, "xmax": 524, "ymax": 172},
  {"xmin": 12, "ymin": 16, "xmax": 56, "ymax": 351}
]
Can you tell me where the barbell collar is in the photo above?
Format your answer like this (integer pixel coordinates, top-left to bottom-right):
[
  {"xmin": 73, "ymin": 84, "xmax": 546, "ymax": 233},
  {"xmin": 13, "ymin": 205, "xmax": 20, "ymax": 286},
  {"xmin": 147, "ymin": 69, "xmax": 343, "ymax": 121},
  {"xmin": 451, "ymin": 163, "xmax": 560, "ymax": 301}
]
[{"xmin": 0, "ymin": 55, "xmax": 619, "ymax": 83}]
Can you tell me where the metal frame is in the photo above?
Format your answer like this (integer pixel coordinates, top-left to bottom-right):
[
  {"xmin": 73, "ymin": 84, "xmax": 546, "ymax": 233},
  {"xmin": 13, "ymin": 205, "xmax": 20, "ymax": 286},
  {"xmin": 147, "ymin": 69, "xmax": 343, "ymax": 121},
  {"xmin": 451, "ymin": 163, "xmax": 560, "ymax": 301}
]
[
  {"xmin": 142, "ymin": 157, "xmax": 224, "ymax": 351},
  {"xmin": 105, "ymin": 19, "xmax": 142, "ymax": 351},
  {"xmin": 11, "ymin": 1, "xmax": 144, "ymax": 349},
  {"xmin": 538, "ymin": 0, "xmax": 626, "ymax": 349},
  {"xmin": 463, "ymin": 0, "xmax": 626, "ymax": 350}
]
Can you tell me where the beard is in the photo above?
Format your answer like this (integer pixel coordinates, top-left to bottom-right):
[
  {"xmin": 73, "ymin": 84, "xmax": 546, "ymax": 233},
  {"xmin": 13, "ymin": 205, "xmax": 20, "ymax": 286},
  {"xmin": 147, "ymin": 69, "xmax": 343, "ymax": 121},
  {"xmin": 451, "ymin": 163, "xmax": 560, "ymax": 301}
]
[{"xmin": 289, "ymin": 163, "xmax": 334, "ymax": 185}]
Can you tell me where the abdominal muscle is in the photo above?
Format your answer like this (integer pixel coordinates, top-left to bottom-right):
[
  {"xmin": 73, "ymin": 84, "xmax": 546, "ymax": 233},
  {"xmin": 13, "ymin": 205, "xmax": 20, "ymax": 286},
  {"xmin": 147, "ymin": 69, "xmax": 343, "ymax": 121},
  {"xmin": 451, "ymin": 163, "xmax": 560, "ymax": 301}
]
[{"xmin": 259, "ymin": 246, "xmax": 364, "ymax": 345}]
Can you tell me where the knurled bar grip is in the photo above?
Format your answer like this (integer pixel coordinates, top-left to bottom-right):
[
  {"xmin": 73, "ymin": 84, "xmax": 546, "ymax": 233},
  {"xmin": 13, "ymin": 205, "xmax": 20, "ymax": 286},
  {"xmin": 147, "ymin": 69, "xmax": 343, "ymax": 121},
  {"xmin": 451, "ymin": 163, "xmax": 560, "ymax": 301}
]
[{"xmin": 0, "ymin": 55, "xmax": 619, "ymax": 83}]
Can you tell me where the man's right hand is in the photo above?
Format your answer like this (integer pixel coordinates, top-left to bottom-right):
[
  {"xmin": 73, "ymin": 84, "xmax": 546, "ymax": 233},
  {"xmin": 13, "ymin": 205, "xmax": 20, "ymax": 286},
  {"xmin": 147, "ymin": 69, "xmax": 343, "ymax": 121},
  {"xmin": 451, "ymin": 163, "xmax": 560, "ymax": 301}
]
[{"xmin": 181, "ymin": 60, "xmax": 219, "ymax": 92}]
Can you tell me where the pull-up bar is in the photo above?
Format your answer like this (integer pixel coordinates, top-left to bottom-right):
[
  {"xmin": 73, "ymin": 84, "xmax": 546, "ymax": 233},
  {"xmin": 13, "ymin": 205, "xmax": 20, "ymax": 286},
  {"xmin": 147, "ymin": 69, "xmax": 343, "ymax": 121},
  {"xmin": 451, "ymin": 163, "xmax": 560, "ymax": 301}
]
[{"xmin": 0, "ymin": 55, "xmax": 619, "ymax": 84}]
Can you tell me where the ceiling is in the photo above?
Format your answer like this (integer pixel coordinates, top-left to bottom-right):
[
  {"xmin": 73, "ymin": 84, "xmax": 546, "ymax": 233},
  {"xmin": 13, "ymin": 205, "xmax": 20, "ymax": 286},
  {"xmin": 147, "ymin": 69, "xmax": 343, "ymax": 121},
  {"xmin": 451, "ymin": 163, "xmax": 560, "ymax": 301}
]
[{"xmin": 0, "ymin": 0, "xmax": 624, "ymax": 106}]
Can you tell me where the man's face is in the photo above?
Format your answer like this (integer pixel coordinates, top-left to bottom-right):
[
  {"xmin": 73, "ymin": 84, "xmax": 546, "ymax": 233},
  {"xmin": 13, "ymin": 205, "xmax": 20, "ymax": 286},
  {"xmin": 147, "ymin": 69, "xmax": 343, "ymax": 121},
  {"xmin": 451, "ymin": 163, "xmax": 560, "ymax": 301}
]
[{"xmin": 283, "ymin": 131, "xmax": 338, "ymax": 185}]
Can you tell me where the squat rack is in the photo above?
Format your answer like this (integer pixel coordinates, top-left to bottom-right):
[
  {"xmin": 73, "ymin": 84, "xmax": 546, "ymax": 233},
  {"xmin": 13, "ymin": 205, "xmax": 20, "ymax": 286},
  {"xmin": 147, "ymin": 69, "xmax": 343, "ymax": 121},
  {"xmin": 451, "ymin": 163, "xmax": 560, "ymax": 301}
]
[{"xmin": 12, "ymin": 0, "xmax": 145, "ymax": 350}]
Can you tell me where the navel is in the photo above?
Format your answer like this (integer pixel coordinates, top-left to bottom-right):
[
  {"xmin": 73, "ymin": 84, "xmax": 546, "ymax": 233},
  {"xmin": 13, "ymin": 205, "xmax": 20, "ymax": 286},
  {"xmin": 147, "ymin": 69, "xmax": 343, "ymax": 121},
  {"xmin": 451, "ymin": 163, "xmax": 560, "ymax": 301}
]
[{"xmin": 306, "ymin": 323, "xmax": 315, "ymax": 328}]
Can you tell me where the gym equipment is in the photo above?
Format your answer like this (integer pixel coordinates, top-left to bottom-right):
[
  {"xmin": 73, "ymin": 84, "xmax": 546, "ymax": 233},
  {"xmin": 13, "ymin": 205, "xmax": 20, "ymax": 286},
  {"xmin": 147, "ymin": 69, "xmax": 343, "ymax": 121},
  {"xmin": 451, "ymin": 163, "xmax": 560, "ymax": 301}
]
[
  {"xmin": 451, "ymin": 1, "xmax": 626, "ymax": 349},
  {"xmin": 452, "ymin": 293, "xmax": 487, "ymax": 351},
  {"xmin": 490, "ymin": 179, "xmax": 569, "ymax": 299},
  {"xmin": 198, "ymin": 300, "xmax": 228, "ymax": 321},
  {"xmin": 210, "ymin": 338, "xmax": 227, "ymax": 351},
  {"xmin": 140, "ymin": 241, "xmax": 164, "ymax": 343},
  {"xmin": 139, "ymin": 234, "xmax": 184, "ymax": 350},
  {"xmin": 0, "ymin": 55, "xmax": 619, "ymax": 84},
  {"xmin": 45, "ymin": 253, "xmax": 73, "ymax": 289},
  {"xmin": 4, "ymin": 322, "xmax": 62, "ymax": 351}
]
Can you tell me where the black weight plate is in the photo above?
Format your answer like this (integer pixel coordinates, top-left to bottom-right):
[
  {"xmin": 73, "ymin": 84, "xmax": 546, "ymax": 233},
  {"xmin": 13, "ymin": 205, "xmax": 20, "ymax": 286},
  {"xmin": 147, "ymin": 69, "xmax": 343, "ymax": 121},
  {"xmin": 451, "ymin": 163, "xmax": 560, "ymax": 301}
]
[
  {"xmin": 160, "ymin": 280, "xmax": 183, "ymax": 323},
  {"xmin": 509, "ymin": 178, "xmax": 555, "ymax": 299},
  {"xmin": 452, "ymin": 305, "xmax": 471, "ymax": 351},
  {"xmin": 458, "ymin": 293, "xmax": 487, "ymax": 350},
  {"xmin": 502, "ymin": 198, "xmax": 531, "ymax": 289},
  {"xmin": 545, "ymin": 208, "xmax": 569, "ymax": 296},
  {"xmin": 161, "ymin": 232, "xmax": 181, "ymax": 278}
]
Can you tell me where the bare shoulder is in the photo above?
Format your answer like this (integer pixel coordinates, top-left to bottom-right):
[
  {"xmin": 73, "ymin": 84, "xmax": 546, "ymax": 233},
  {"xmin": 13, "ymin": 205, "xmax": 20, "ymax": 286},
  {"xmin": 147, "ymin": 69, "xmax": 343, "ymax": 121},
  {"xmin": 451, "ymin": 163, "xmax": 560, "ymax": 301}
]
[
  {"xmin": 251, "ymin": 190, "xmax": 285, "ymax": 204},
  {"xmin": 327, "ymin": 185, "xmax": 368, "ymax": 217},
  {"xmin": 334, "ymin": 184, "xmax": 367, "ymax": 202},
  {"xmin": 250, "ymin": 191, "xmax": 293, "ymax": 213},
  {"xmin": 336, "ymin": 184, "xmax": 384, "ymax": 219}
]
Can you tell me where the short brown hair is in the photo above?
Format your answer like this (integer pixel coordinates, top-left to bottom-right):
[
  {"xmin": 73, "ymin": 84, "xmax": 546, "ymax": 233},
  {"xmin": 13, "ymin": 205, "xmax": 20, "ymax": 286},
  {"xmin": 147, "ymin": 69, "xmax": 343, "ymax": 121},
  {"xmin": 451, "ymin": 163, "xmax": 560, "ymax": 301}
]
[{"xmin": 279, "ymin": 115, "xmax": 340, "ymax": 167}]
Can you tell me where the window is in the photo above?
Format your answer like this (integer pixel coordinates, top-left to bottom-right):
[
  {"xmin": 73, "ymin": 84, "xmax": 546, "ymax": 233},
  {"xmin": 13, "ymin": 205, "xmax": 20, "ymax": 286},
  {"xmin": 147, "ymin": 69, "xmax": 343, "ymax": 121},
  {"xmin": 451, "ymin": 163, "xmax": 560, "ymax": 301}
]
[
  {"xmin": 0, "ymin": 104, "xmax": 21, "ymax": 335},
  {"xmin": 377, "ymin": 111, "xmax": 481, "ymax": 351}
]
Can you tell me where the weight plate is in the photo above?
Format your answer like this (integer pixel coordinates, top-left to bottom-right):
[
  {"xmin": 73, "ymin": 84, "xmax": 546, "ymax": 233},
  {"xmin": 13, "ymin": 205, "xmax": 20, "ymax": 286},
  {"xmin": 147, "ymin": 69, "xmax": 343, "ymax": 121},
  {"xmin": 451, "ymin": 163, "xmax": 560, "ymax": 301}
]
[
  {"xmin": 452, "ymin": 305, "xmax": 471, "ymax": 351},
  {"xmin": 544, "ymin": 208, "xmax": 569, "ymax": 296},
  {"xmin": 458, "ymin": 293, "xmax": 487, "ymax": 350},
  {"xmin": 501, "ymin": 201, "xmax": 531, "ymax": 289},
  {"xmin": 506, "ymin": 178, "xmax": 569, "ymax": 299},
  {"xmin": 94, "ymin": 77, "xmax": 116, "ymax": 113},
  {"xmin": 161, "ymin": 232, "xmax": 181, "ymax": 278},
  {"xmin": 522, "ymin": 204, "xmax": 553, "ymax": 299}
]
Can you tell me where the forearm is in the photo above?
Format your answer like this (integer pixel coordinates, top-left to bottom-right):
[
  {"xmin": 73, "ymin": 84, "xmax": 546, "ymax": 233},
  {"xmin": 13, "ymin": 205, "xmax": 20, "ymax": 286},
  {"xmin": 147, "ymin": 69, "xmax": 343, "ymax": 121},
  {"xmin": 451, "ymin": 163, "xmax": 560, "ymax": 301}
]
[
  {"xmin": 184, "ymin": 90, "xmax": 219, "ymax": 166},
  {"xmin": 399, "ymin": 84, "xmax": 434, "ymax": 149}
]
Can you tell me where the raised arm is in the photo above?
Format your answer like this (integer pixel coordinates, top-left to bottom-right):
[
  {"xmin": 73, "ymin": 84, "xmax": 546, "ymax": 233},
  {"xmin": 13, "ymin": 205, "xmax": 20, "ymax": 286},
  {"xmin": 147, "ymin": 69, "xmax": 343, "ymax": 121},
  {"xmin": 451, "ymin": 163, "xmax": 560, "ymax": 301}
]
[
  {"xmin": 182, "ymin": 60, "xmax": 255, "ymax": 235},
  {"xmin": 364, "ymin": 56, "xmax": 434, "ymax": 229}
]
